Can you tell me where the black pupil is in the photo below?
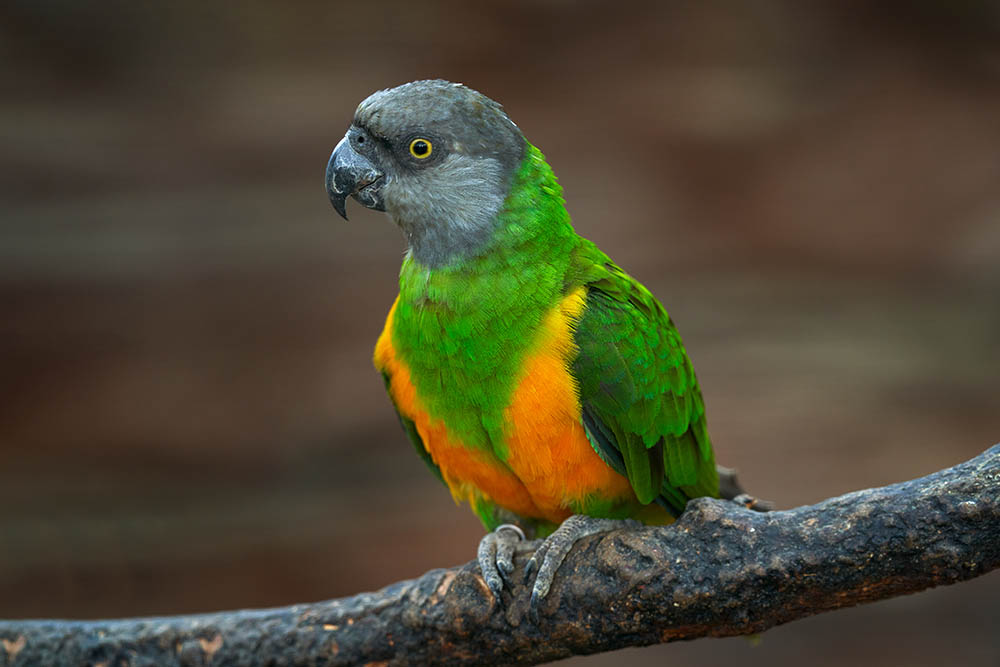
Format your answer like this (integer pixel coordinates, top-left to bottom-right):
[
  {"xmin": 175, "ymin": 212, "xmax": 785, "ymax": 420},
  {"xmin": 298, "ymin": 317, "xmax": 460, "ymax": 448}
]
[{"xmin": 413, "ymin": 140, "xmax": 429, "ymax": 156}]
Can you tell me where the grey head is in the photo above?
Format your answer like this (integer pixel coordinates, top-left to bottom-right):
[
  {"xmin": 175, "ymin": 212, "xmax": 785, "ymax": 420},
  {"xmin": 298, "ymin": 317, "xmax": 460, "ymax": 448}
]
[{"xmin": 326, "ymin": 80, "xmax": 526, "ymax": 267}]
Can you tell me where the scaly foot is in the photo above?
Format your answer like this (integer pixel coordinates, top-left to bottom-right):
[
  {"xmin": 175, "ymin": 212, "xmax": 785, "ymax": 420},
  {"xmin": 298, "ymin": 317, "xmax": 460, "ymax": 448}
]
[
  {"xmin": 731, "ymin": 492, "xmax": 774, "ymax": 512},
  {"xmin": 524, "ymin": 515, "xmax": 640, "ymax": 621},
  {"xmin": 477, "ymin": 523, "xmax": 526, "ymax": 599}
]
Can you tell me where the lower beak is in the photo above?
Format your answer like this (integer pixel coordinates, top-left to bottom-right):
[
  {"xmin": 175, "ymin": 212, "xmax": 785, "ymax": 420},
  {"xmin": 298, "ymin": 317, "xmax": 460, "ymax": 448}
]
[{"xmin": 325, "ymin": 134, "xmax": 384, "ymax": 220}]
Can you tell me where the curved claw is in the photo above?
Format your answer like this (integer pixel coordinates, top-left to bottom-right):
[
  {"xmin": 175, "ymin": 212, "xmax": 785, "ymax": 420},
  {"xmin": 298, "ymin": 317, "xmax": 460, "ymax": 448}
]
[
  {"xmin": 524, "ymin": 515, "xmax": 641, "ymax": 621},
  {"xmin": 477, "ymin": 524, "xmax": 526, "ymax": 600},
  {"xmin": 495, "ymin": 533, "xmax": 519, "ymax": 580}
]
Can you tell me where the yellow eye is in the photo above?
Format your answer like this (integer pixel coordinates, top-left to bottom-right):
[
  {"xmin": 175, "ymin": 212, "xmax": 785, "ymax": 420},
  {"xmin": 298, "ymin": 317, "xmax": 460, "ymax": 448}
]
[{"xmin": 409, "ymin": 138, "xmax": 432, "ymax": 159}]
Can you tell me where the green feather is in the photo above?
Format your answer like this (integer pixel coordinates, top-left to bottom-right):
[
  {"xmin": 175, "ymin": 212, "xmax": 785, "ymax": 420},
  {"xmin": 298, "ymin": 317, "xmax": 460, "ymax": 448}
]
[
  {"xmin": 569, "ymin": 245, "xmax": 719, "ymax": 512},
  {"xmin": 383, "ymin": 142, "xmax": 718, "ymax": 518},
  {"xmin": 390, "ymin": 145, "xmax": 578, "ymax": 459}
]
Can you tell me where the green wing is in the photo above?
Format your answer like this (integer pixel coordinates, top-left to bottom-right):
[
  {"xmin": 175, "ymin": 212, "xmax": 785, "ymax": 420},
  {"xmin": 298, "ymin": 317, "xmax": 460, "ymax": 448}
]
[
  {"xmin": 380, "ymin": 372, "xmax": 444, "ymax": 484},
  {"xmin": 569, "ymin": 242, "xmax": 718, "ymax": 515}
]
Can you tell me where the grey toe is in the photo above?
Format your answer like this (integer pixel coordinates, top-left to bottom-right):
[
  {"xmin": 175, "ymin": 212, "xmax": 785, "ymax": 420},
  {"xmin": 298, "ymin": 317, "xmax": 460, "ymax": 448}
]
[
  {"xmin": 525, "ymin": 515, "xmax": 640, "ymax": 619},
  {"xmin": 477, "ymin": 524, "xmax": 526, "ymax": 598}
]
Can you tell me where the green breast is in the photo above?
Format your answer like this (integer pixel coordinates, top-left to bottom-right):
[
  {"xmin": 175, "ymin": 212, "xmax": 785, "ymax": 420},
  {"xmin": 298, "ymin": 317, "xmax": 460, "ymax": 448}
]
[{"xmin": 391, "ymin": 145, "xmax": 579, "ymax": 458}]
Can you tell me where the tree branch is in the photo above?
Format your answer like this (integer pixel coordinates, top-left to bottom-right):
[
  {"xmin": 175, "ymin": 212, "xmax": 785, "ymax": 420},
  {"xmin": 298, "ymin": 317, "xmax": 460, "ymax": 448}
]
[{"xmin": 2, "ymin": 444, "xmax": 998, "ymax": 667}]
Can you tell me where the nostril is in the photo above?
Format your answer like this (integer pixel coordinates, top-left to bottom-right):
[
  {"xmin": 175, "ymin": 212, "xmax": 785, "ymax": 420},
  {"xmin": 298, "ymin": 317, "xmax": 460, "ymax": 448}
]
[{"xmin": 353, "ymin": 169, "xmax": 382, "ymax": 191}]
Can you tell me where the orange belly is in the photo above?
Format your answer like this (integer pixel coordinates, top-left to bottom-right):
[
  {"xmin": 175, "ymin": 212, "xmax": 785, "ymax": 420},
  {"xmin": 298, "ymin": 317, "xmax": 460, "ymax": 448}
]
[{"xmin": 374, "ymin": 289, "xmax": 636, "ymax": 524}]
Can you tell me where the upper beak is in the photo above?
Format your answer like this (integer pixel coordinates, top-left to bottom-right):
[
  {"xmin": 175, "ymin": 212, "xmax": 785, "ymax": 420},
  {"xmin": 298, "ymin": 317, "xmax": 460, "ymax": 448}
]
[{"xmin": 325, "ymin": 133, "xmax": 384, "ymax": 220}]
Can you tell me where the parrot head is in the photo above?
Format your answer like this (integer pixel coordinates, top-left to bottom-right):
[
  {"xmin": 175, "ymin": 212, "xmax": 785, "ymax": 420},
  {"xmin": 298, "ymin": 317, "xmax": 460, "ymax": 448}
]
[{"xmin": 326, "ymin": 80, "xmax": 526, "ymax": 266}]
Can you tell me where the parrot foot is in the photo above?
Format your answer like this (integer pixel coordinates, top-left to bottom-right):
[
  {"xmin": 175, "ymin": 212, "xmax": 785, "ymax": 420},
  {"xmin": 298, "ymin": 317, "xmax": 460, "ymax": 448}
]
[
  {"xmin": 717, "ymin": 465, "xmax": 773, "ymax": 512},
  {"xmin": 731, "ymin": 492, "xmax": 775, "ymax": 513},
  {"xmin": 477, "ymin": 523, "xmax": 526, "ymax": 600},
  {"xmin": 524, "ymin": 514, "xmax": 641, "ymax": 622}
]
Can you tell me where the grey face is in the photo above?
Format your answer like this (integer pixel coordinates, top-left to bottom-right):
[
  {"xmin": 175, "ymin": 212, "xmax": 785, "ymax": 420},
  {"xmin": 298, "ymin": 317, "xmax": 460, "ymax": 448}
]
[{"xmin": 326, "ymin": 80, "xmax": 526, "ymax": 267}]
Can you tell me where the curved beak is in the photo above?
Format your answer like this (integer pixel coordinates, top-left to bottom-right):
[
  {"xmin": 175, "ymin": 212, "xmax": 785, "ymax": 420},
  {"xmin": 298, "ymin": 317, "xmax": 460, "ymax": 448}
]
[{"xmin": 325, "ymin": 133, "xmax": 384, "ymax": 220}]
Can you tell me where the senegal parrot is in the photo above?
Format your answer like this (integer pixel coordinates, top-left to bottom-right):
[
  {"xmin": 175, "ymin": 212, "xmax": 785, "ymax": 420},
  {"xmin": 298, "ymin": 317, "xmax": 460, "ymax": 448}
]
[{"xmin": 326, "ymin": 80, "xmax": 720, "ymax": 614}]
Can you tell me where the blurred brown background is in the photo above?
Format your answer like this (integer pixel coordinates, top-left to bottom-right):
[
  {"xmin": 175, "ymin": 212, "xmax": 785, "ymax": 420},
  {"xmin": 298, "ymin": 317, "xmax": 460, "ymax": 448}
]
[{"xmin": 1, "ymin": 1, "xmax": 998, "ymax": 665}]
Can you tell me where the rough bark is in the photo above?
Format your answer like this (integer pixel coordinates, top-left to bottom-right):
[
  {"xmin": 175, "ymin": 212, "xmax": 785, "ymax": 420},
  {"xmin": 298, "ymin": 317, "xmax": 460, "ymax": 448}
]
[{"xmin": 2, "ymin": 444, "xmax": 998, "ymax": 667}]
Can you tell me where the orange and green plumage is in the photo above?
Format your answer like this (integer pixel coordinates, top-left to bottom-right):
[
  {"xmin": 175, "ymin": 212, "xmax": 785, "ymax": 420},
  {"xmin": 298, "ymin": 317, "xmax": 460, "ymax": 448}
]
[{"xmin": 374, "ymin": 144, "xmax": 718, "ymax": 535}]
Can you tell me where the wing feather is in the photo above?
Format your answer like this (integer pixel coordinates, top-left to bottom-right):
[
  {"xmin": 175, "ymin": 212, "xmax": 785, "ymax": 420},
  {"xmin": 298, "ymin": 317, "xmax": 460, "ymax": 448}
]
[{"xmin": 569, "ymin": 243, "xmax": 718, "ymax": 513}]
